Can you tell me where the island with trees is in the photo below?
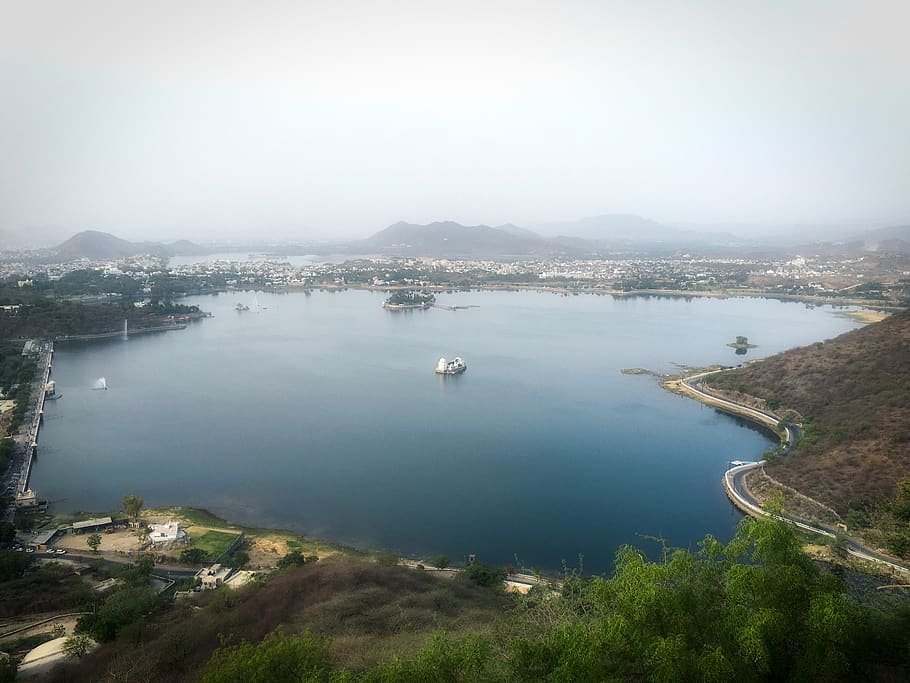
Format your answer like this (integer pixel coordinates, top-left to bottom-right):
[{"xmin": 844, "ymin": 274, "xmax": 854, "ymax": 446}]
[
  {"xmin": 381, "ymin": 290, "xmax": 436, "ymax": 309},
  {"xmin": 727, "ymin": 335, "xmax": 758, "ymax": 355}
]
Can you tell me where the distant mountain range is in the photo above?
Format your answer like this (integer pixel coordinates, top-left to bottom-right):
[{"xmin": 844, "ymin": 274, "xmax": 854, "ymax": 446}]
[
  {"xmin": 355, "ymin": 216, "xmax": 910, "ymax": 259},
  {"xmin": 52, "ymin": 231, "xmax": 207, "ymax": 260},
  {"xmin": 532, "ymin": 214, "xmax": 741, "ymax": 246},
  {"xmin": 35, "ymin": 219, "xmax": 910, "ymax": 262},
  {"xmin": 849, "ymin": 224, "xmax": 910, "ymax": 254},
  {"xmin": 355, "ymin": 221, "xmax": 551, "ymax": 257},
  {"xmin": 356, "ymin": 215, "xmax": 752, "ymax": 257},
  {"xmin": 789, "ymin": 224, "xmax": 910, "ymax": 258}
]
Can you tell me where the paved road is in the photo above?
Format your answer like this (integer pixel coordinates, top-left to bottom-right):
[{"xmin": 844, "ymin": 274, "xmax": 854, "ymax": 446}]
[
  {"xmin": 32, "ymin": 551, "xmax": 199, "ymax": 577},
  {"xmin": 680, "ymin": 371, "xmax": 910, "ymax": 576}
]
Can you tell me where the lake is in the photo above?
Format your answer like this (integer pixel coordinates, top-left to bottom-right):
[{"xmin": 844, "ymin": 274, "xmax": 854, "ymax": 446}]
[{"xmin": 32, "ymin": 290, "xmax": 865, "ymax": 573}]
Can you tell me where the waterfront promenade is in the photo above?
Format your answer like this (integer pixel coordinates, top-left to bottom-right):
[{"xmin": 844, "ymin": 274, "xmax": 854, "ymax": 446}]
[
  {"xmin": 20, "ymin": 342, "xmax": 53, "ymax": 494},
  {"xmin": 2, "ymin": 341, "xmax": 52, "ymax": 522},
  {"xmin": 674, "ymin": 370, "xmax": 910, "ymax": 576}
]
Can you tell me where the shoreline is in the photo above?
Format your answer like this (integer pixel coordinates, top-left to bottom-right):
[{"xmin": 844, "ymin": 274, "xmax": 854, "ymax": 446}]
[
  {"xmin": 39, "ymin": 505, "xmax": 557, "ymax": 590},
  {"xmin": 209, "ymin": 281, "xmax": 902, "ymax": 312},
  {"xmin": 17, "ymin": 287, "xmax": 900, "ymax": 576},
  {"xmin": 664, "ymin": 368, "xmax": 910, "ymax": 577},
  {"xmin": 54, "ymin": 323, "xmax": 187, "ymax": 342}
]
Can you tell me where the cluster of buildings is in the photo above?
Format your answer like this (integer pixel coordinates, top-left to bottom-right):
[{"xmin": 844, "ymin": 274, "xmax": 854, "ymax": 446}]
[
  {"xmin": 19, "ymin": 517, "xmax": 189, "ymax": 552},
  {"xmin": 1, "ymin": 248, "xmax": 906, "ymax": 304}
]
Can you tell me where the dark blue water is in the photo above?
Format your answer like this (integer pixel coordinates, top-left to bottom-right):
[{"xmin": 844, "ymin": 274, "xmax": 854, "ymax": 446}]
[{"xmin": 33, "ymin": 291, "xmax": 863, "ymax": 572}]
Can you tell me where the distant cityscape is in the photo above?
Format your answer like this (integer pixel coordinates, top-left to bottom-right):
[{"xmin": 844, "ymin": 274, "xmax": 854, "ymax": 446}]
[{"xmin": 1, "ymin": 247, "xmax": 907, "ymax": 308}]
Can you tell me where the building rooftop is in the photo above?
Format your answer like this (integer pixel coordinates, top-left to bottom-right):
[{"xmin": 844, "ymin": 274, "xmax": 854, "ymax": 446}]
[
  {"xmin": 32, "ymin": 528, "xmax": 62, "ymax": 545},
  {"xmin": 72, "ymin": 516, "xmax": 113, "ymax": 530}
]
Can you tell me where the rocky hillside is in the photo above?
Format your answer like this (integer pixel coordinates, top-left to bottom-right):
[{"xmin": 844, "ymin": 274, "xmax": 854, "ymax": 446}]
[{"xmin": 706, "ymin": 309, "xmax": 910, "ymax": 512}]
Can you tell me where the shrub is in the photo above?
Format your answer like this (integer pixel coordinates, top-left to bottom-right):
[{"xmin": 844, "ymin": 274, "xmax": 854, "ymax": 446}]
[
  {"xmin": 276, "ymin": 551, "xmax": 307, "ymax": 570},
  {"xmin": 201, "ymin": 629, "xmax": 332, "ymax": 683},
  {"xmin": 180, "ymin": 548, "xmax": 210, "ymax": 565},
  {"xmin": 462, "ymin": 561, "xmax": 506, "ymax": 588}
]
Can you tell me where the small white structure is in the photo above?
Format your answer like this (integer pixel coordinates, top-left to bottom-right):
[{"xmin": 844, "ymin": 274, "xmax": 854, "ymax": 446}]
[
  {"xmin": 15, "ymin": 489, "xmax": 38, "ymax": 508},
  {"xmin": 435, "ymin": 356, "xmax": 467, "ymax": 375},
  {"xmin": 147, "ymin": 520, "xmax": 186, "ymax": 545},
  {"xmin": 196, "ymin": 563, "xmax": 233, "ymax": 590},
  {"xmin": 225, "ymin": 570, "xmax": 259, "ymax": 590}
]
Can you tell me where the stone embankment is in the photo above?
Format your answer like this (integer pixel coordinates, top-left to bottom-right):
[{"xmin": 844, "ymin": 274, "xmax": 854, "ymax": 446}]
[{"xmin": 671, "ymin": 369, "xmax": 910, "ymax": 577}]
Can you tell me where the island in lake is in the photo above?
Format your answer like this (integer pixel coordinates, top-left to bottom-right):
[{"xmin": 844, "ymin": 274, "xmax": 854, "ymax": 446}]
[
  {"xmin": 382, "ymin": 290, "xmax": 435, "ymax": 309},
  {"xmin": 727, "ymin": 335, "xmax": 758, "ymax": 355}
]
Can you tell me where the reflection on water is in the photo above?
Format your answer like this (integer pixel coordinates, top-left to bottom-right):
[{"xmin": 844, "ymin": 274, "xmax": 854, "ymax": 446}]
[{"xmin": 35, "ymin": 290, "xmax": 864, "ymax": 572}]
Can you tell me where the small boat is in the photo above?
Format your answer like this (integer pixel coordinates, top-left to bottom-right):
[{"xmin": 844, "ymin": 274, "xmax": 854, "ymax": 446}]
[
  {"xmin": 45, "ymin": 393, "xmax": 63, "ymax": 400},
  {"xmin": 235, "ymin": 303, "xmax": 250, "ymax": 311},
  {"xmin": 435, "ymin": 356, "xmax": 467, "ymax": 375},
  {"xmin": 92, "ymin": 377, "xmax": 107, "ymax": 391}
]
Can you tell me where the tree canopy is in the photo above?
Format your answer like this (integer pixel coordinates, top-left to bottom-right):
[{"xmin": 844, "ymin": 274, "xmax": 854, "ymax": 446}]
[
  {"xmin": 201, "ymin": 516, "xmax": 910, "ymax": 682},
  {"xmin": 121, "ymin": 494, "xmax": 143, "ymax": 522},
  {"xmin": 45, "ymin": 516, "xmax": 910, "ymax": 682}
]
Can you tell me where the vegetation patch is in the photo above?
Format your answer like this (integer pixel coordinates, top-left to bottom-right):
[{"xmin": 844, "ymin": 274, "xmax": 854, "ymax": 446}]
[
  {"xmin": 705, "ymin": 310, "xmax": 910, "ymax": 527},
  {"xmin": 150, "ymin": 506, "xmax": 236, "ymax": 529},
  {"xmin": 41, "ymin": 518, "xmax": 910, "ymax": 683},
  {"xmin": 189, "ymin": 530, "xmax": 241, "ymax": 560},
  {"xmin": 743, "ymin": 469, "xmax": 843, "ymax": 526}
]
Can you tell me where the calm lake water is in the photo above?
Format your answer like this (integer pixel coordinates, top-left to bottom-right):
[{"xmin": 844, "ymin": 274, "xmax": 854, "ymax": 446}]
[{"xmin": 33, "ymin": 291, "xmax": 864, "ymax": 572}]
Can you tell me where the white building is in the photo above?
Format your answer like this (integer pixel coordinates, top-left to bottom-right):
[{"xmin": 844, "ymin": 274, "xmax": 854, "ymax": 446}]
[
  {"xmin": 15, "ymin": 489, "xmax": 37, "ymax": 508},
  {"xmin": 146, "ymin": 521, "xmax": 186, "ymax": 545},
  {"xmin": 195, "ymin": 563, "xmax": 233, "ymax": 590}
]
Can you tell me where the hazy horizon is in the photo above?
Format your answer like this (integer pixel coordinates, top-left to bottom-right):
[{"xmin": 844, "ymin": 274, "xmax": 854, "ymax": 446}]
[{"xmin": 2, "ymin": 1, "xmax": 909, "ymax": 248}]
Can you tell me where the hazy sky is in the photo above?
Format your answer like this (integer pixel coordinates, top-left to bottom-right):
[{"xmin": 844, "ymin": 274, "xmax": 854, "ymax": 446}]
[{"xmin": 2, "ymin": 1, "xmax": 909, "ymax": 246}]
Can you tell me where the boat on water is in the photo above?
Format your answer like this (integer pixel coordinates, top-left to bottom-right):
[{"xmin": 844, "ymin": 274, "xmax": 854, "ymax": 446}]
[
  {"xmin": 92, "ymin": 377, "xmax": 107, "ymax": 391},
  {"xmin": 235, "ymin": 303, "xmax": 250, "ymax": 311},
  {"xmin": 435, "ymin": 356, "xmax": 467, "ymax": 375}
]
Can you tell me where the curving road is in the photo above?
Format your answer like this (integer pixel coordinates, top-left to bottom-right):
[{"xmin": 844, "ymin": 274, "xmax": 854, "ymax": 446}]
[{"xmin": 679, "ymin": 371, "xmax": 910, "ymax": 576}]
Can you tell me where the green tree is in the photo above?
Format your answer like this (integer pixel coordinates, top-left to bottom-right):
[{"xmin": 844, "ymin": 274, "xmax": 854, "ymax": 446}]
[
  {"xmin": 227, "ymin": 550, "xmax": 250, "ymax": 569},
  {"xmin": 202, "ymin": 629, "xmax": 332, "ymax": 683},
  {"xmin": 63, "ymin": 633, "xmax": 94, "ymax": 659},
  {"xmin": 121, "ymin": 494, "xmax": 143, "ymax": 524},
  {"xmin": 366, "ymin": 632, "xmax": 498, "ymax": 683},
  {"xmin": 119, "ymin": 555, "xmax": 155, "ymax": 586},
  {"xmin": 276, "ymin": 550, "xmax": 307, "ymax": 570},
  {"xmin": 13, "ymin": 509, "xmax": 37, "ymax": 532},
  {"xmin": 86, "ymin": 533, "xmax": 102, "ymax": 553},
  {"xmin": 505, "ymin": 516, "xmax": 871, "ymax": 682},
  {"xmin": 0, "ymin": 653, "xmax": 16, "ymax": 683},
  {"xmin": 462, "ymin": 561, "xmax": 506, "ymax": 588},
  {"xmin": 76, "ymin": 586, "xmax": 162, "ymax": 642},
  {"xmin": 0, "ymin": 551, "xmax": 33, "ymax": 581},
  {"xmin": 180, "ymin": 548, "xmax": 210, "ymax": 565},
  {"xmin": 432, "ymin": 554, "xmax": 451, "ymax": 569}
]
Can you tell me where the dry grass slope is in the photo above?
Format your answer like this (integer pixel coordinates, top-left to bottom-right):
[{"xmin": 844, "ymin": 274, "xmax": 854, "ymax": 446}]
[
  {"xmin": 708, "ymin": 309, "xmax": 910, "ymax": 512},
  {"xmin": 43, "ymin": 557, "xmax": 513, "ymax": 682}
]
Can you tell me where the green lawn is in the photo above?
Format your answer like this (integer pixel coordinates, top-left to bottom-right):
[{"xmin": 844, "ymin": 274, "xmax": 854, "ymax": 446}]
[{"xmin": 191, "ymin": 530, "xmax": 241, "ymax": 558}]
